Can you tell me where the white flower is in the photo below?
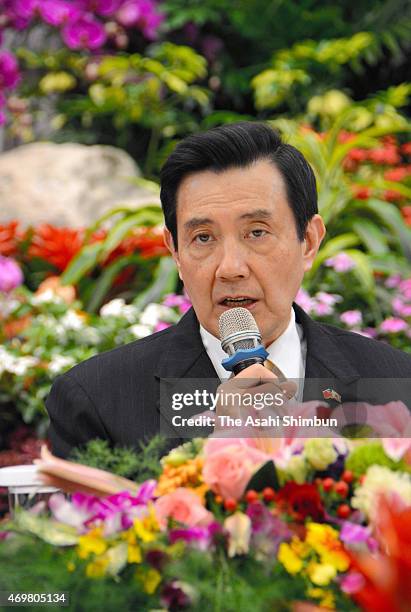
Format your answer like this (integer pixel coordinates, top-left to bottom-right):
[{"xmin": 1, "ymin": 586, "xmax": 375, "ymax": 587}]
[
  {"xmin": 351, "ymin": 465, "xmax": 411, "ymax": 520},
  {"xmin": 31, "ymin": 289, "xmax": 64, "ymax": 305},
  {"xmin": 60, "ymin": 310, "xmax": 85, "ymax": 331},
  {"xmin": 129, "ymin": 324, "xmax": 152, "ymax": 338},
  {"xmin": 80, "ymin": 327, "xmax": 101, "ymax": 345},
  {"xmin": 140, "ymin": 303, "xmax": 174, "ymax": 326},
  {"xmin": 5, "ymin": 355, "xmax": 39, "ymax": 376},
  {"xmin": 100, "ymin": 299, "xmax": 138, "ymax": 323},
  {"xmin": 48, "ymin": 355, "xmax": 75, "ymax": 375}
]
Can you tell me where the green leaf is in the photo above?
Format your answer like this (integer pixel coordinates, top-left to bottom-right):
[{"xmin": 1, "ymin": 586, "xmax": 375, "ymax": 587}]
[
  {"xmin": 133, "ymin": 257, "xmax": 178, "ymax": 310},
  {"xmin": 351, "ymin": 219, "xmax": 389, "ymax": 256},
  {"xmin": 99, "ymin": 209, "xmax": 163, "ymax": 259},
  {"xmin": 343, "ymin": 249, "xmax": 376, "ymax": 295},
  {"xmin": 362, "ymin": 198, "xmax": 411, "ymax": 261},
  {"xmin": 85, "ymin": 254, "xmax": 144, "ymax": 313},
  {"xmin": 61, "ymin": 242, "xmax": 102, "ymax": 285},
  {"xmin": 245, "ymin": 460, "xmax": 279, "ymax": 492}
]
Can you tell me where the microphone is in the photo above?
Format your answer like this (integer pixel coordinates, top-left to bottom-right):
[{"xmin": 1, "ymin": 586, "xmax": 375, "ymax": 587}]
[{"xmin": 219, "ymin": 307, "xmax": 269, "ymax": 375}]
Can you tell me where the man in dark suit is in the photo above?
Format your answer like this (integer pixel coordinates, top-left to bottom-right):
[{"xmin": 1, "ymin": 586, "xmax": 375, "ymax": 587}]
[{"xmin": 46, "ymin": 122, "xmax": 411, "ymax": 458}]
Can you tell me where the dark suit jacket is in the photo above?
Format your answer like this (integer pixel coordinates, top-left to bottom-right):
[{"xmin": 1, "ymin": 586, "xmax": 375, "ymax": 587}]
[{"xmin": 46, "ymin": 304, "xmax": 411, "ymax": 458}]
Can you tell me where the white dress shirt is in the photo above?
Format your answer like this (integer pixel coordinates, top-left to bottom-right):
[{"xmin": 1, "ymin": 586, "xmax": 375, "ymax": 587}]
[{"xmin": 199, "ymin": 308, "xmax": 307, "ymax": 401}]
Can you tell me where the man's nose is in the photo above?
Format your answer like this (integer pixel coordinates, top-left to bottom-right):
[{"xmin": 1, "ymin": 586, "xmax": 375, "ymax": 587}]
[{"xmin": 215, "ymin": 240, "xmax": 250, "ymax": 280}]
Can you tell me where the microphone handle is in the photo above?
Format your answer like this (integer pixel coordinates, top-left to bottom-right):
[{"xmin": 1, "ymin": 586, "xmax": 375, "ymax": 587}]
[{"xmin": 232, "ymin": 355, "xmax": 266, "ymax": 375}]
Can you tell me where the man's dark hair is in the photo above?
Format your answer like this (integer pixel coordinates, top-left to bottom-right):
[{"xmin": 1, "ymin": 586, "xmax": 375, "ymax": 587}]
[{"xmin": 160, "ymin": 121, "xmax": 318, "ymax": 248}]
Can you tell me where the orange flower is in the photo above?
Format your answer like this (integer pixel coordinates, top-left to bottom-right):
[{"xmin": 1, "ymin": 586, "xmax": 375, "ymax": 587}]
[
  {"xmin": 401, "ymin": 206, "xmax": 411, "ymax": 227},
  {"xmin": 28, "ymin": 224, "xmax": 84, "ymax": 271},
  {"xmin": 35, "ymin": 275, "xmax": 76, "ymax": 303},
  {"xmin": 0, "ymin": 221, "xmax": 21, "ymax": 256}
]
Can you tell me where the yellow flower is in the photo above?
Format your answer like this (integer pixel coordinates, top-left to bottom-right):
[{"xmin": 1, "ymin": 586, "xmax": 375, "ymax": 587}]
[
  {"xmin": 290, "ymin": 536, "xmax": 311, "ymax": 559},
  {"xmin": 307, "ymin": 561, "xmax": 336, "ymax": 586},
  {"xmin": 135, "ymin": 567, "xmax": 162, "ymax": 594},
  {"xmin": 134, "ymin": 505, "xmax": 160, "ymax": 543},
  {"xmin": 127, "ymin": 543, "xmax": 142, "ymax": 564},
  {"xmin": 86, "ymin": 557, "xmax": 109, "ymax": 578},
  {"xmin": 307, "ymin": 587, "xmax": 335, "ymax": 609},
  {"xmin": 306, "ymin": 523, "xmax": 349, "ymax": 571},
  {"xmin": 278, "ymin": 542, "xmax": 303, "ymax": 574},
  {"xmin": 66, "ymin": 561, "xmax": 76, "ymax": 573},
  {"xmin": 77, "ymin": 528, "xmax": 107, "ymax": 559}
]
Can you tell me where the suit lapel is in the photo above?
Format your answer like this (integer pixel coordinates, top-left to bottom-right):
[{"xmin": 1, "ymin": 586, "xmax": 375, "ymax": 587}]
[{"xmin": 293, "ymin": 303, "xmax": 361, "ymax": 404}]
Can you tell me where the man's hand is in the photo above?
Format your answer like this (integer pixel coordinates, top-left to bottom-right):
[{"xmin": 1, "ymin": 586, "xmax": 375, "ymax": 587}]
[{"xmin": 213, "ymin": 363, "xmax": 297, "ymax": 435}]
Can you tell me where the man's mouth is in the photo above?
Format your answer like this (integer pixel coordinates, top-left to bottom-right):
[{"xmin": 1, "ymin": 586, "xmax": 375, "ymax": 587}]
[{"xmin": 219, "ymin": 297, "xmax": 257, "ymax": 308}]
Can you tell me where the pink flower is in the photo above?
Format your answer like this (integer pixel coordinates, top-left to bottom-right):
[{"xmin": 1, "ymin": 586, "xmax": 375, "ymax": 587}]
[
  {"xmin": 325, "ymin": 252, "xmax": 356, "ymax": 272},
  {"xmin": 0, "ymin": 110, "xmax": 6, "ymax": 126},
  {"xmin": 154, "ymin": 488, "xmax": 213, "ymax": 530},
  {"xmin": 202, "ymin": 440, "xmax": 268, "ymax": 501},
  {"xmin": 340, "ymin": 310, "xmax": 363, "ymax": 327},
  {"xmin": 313, "ymin": 302, "xmax": 333, "ymax": 316},
  {"xmin": 40, "ymin": 0, "xmax": 81, "ymax": 26},
  {"xmin": 294, "ymin": 288, "xmax": 314, "ymax": 314},
  {"xmin": 340, "ymin": 571, "xmax": 366, "ymax": 594},
  {"xmin": 0, "ymin": 255, "xmax": 23, "ymax": 292},
  {"xmin": 0, "ymin": 51, "xmax": 21, "ymax": 90},
  {"xmin": 316, "ymin": 291, "xmax": 342, "ymax": 306},
  {"xmin": 392, "ymin": 297, "xmax": 411, "ymax": 318},
  {"xmin": 155, "ymin": 321, "xmax": 171, "ymax": 332},
  {"xmin": 385, "ymin": 274, "xmax": 402, "ymax": 288},
  {"xmin": 399, "ymin": 278, "xmax": 411, "ymax": 300},
  {"xmin": 115, "ymin": 0, "xmax": 164, "ymax": 38},
  {"xmin": 380, "ymin": 317, "xmax": 408, "ymax": 334},
  {"xmin": 62, "ymin": 15, "xmax": 107, "ymax": 50}
]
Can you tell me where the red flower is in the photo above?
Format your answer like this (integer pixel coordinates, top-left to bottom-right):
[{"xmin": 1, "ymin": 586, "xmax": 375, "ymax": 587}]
[
  {"xmin": 369, "ymin": 145, "xmax": 401, "ymax": 166},
  {"xmin": 383, "ymin": 189, "xmax": 404, "ymax": 203},
  {"xmin": 0, "ymin": 220, "xmax": 21, "ymax": 256},
  {"xmin": 384, "ymin": 166, "xmax": 410, "ymax": 182},
  {"xmin": 28, "ymin": 224, "xmax": 84, "ymax": 271},
  {"xmin": 349, "ymin": 497, "xmax": 411, "ymax": 612},
  {"xmin": 401, "ymin": 206, "xmax": 411, "ymax": 227},
  {"xmin": 106, "ymin": 226, "xmax": 168, "ymax": 263},
  {"xmin": 401, "ymin": 142, "xmax": 411, "ymax": 156},
  {"xmin": 352, "ymin": 185, "xmax": 372, "ymax": 200},
  {"xmin": 276, "ymin": 482, "xmax": 324, "ymax": 521}
]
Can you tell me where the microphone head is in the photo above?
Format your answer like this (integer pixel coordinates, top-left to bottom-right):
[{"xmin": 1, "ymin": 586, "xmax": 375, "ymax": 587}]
[{"xmin": 218, "ymin": 307, "xmax": 262, "ymax": 355}]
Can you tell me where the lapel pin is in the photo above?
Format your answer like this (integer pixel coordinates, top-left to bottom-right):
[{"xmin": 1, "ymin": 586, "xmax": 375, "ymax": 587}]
[{"xmin": 322, "ymin": 388, "xmax": 341, "ymax": 403}]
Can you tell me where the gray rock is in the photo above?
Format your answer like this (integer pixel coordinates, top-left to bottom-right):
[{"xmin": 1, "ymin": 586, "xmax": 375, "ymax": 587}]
[{"xmin": 0, "ymin": 142, "xmax": 160, "ymax": 227}]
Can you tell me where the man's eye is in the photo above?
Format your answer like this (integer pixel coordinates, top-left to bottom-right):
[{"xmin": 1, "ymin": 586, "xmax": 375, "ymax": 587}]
[
  {"xmin": 194, "ymin": 233, "xmax": 212, "ymax": 243},
  {"xmin": 249, "ymin": 229, "xmax": 267, "ymax": 238}
]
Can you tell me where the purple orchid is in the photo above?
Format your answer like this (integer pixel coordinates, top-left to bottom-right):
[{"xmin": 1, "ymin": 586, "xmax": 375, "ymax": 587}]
[
  {"xmin": 115, "ymin": 0, "xmax": 164, "ymax": 38},
  {"xmin": 0, "ymin": 51, "xmax": 21, "ymax": 90},
  {"xmin": 62, "ymin": 14, "xmax": 107, "ymax": 50},
  {"xmin": 75, "ymin": 0, "xmax": 122, "ymax": 16},
  {"xmin": 340, "ymin": 520, "xmax": 378, "ymax": 553},
  {"xmin": 49, "ymin": 481, "xmax": 157, "ymax": 535},
  {"xmin": 169, "ymin": 522, "xmax": 222, "ymax": 551},
  {"xmin": 40, "ymin": 0, "xmax": 82, "ymax": 27},
  {"xmin": 246, "ymin": 501, "xmax": 292, "ymax": 557}
]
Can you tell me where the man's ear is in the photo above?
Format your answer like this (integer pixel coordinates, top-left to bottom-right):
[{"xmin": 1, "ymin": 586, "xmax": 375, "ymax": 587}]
[
  {"xmin": 163, "ymin": 227, "xmax": 182, "ymax": 279},
  {"xmin": 302, "ymin": 214, "xmax": 326, "ymax": 272}
]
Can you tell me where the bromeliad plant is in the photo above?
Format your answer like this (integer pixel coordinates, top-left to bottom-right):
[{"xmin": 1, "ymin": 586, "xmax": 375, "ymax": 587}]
[
  {"xmin": 0, "ymin": 204, "xmax": 175, "ymax": 311},
  {"xmin": 1, "ymin": 432, "xmax": 411, "ymax": 611}
]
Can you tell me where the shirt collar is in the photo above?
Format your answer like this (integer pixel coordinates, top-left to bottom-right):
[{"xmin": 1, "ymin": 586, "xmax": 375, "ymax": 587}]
[{"xmin": 199, "ymin": 308, "xmax": 305, "ymax": 381}]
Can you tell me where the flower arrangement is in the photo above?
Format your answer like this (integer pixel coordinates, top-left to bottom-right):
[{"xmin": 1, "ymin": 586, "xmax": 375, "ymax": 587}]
[{"xmin": 1, "ymin": 434, "xmax": 411, "ymax": 611}]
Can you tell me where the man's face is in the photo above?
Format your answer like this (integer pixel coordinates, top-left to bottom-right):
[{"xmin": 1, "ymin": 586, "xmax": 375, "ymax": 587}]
[{"xmin": 164, "ymin": 159, "xmax": 325, "ymax": 345}]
